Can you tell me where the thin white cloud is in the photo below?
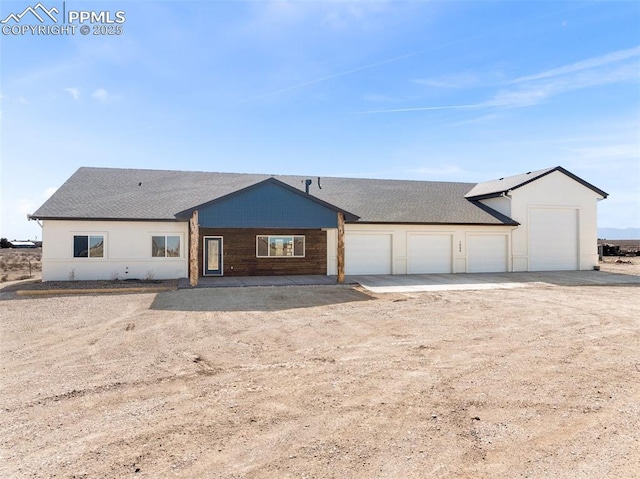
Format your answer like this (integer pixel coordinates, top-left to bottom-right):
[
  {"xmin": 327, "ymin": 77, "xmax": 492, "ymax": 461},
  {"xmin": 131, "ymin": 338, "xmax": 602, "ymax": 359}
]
[
  {"xmin": 92, "ymin": 88, "xmax": 109, "ymax": 103},
  {"xmin": 254, "ymin": 0, "xmax": 390, "ymax": 30},
  {"xmin": 490, "ymin": 85, "xmax": 555, "ymax": 108},
  {"xmin": 560, "ymin": 143, "xmax": 640, "ymax": 172},
  {"xmin": 491, "ymin": 62, "xmax": 639, "ymax": 108},
  {"xmin": 365, "ymin": 47, "xmax": 640, "ymax": 114},
  {"xmin": 239, "ymin": 50, "xmax": 421, "ymax": 104},
  {"xmin": 322, "ymin": 1, "xmax": 390, "ymax": 29},
  {"xmin": 510, "ymin": 45, "xmax": 640, "ymax": 84},
  {"xmin": 356, "ymin": 103, "xmax": 498, "ymax": 114},
  {"xmin": 413, "ymin": 73, "xmax": 481, "ymax": 89},
  {"xmin": 65, "ymin": 87, "xmax": 80, "ymax": 100}
]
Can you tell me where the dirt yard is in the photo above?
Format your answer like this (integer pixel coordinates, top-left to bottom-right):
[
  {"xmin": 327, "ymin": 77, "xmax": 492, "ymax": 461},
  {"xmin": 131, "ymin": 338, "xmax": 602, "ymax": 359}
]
[
  {"xmin": 599, "ymin": 256, "xmax": 640, "ymax": 276},
  {"xmin": 1, "ymin": 280, "xmax": 639, "ymax": 478},
  {"xmin": 0, "ymin": 248, "xmax": 41, "ymax": 283}
]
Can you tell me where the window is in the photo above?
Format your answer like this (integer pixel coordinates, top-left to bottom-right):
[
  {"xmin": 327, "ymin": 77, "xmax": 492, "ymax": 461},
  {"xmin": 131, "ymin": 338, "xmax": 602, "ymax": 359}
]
[
  {"xmin": 256, "ymin": 235, "xmax": 305, "ymax": 258},
  {"xmin": 152, "ymin": 235, "xmax": 181, "ymax": 258},
  {"xmin": 73, "ymin": 235, "xmax": 104, "ymax": 258}
]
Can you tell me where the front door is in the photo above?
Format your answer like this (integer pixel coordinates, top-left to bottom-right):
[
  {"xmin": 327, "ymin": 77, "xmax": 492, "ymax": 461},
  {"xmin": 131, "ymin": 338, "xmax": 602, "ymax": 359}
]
[{"xmin": 203, "ymin": 237, "xmax": 223, "ymax": 276}]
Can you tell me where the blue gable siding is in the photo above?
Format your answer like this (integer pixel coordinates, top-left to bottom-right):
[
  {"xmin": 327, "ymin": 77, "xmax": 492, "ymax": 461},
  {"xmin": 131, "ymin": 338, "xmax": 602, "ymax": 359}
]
[{"xmin": 197, "ymin": 182, "xmax": 339, "ymax": 228}]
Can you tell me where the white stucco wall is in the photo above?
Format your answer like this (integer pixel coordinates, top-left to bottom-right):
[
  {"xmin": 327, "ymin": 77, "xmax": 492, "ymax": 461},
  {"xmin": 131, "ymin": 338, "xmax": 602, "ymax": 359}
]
[
  {"xmin": 507, "ymin": 171, "xmax": 603, "ymax": 271},
  {"xmin": 480, "ymin": 196, "xmax": 511, "ymax": 218},
  {"xmin": 41, "ymin": 220, "xmax": 189, "ymax": 281},
  {"xmin": 330, "ymin": 224, "xmax": 515, "ymax": 274}
]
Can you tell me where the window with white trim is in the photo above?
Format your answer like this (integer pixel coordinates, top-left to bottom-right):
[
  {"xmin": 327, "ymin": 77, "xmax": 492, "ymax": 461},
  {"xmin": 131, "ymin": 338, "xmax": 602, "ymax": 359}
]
[
  {"xmin": 73, "ymin": 235, "xmax": 104, "ymax": 258},
  {"xmin": 256, "ymin": 235, "xmax": 305, "ymax": 258},
  {"xmin": 152, "ymin": 235, "xmax": 181, "ymax": 258}
]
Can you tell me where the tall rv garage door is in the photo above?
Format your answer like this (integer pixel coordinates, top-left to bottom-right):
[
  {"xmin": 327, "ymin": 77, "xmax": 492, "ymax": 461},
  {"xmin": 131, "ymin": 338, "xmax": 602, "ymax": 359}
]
[
  {"xmin": 345, "ymin": 234, "xmax": 392, "ymax": 275},
  {"xmin": 407, "ymin": 234, "xmax": 453, "ymax": 274},
  {"xmin": 467, "ymin": 235, "xmax": 508, "ymax": 273},
  {"xmin": 528, "ymin": 207, "xmax": 578, "ymax": 271}
]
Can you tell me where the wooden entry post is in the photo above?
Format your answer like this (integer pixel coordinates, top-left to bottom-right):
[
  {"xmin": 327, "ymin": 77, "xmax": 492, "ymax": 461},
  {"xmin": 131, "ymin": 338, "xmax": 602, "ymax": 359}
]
[
  {"xmin": 337, "ymin": 211, "xmax": 345, "ymax": 284},
  {"xmin": 189, "ymin": 210, "xmax": 199, "ymax": 286}
]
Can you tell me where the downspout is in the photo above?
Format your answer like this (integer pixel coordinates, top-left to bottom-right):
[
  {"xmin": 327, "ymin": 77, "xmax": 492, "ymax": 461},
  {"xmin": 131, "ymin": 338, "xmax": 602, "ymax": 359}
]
[{"xmin": 500, "ymin": 190, "xmax": 514, "ymax": 218}]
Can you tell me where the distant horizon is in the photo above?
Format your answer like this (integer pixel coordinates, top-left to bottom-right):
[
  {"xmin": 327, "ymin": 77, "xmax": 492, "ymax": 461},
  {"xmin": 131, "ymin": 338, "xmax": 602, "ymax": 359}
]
[{"xmin": 596, "ymin": 227, "xmax": 640, "ymax": 241}]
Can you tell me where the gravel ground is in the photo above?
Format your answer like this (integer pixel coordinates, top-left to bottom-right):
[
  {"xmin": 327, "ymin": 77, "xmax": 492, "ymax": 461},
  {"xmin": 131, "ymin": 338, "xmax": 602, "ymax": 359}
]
[
  {"xmin": 598, "ymin": 257, "xmax": 640, "ymax": 276},
  {"xmin": 1, "ymin": 281, "xmax": 639, "ymax": 478},
  {"xmin": 1, "ymin": 278, "xmax": 178, "ymax": 292}
]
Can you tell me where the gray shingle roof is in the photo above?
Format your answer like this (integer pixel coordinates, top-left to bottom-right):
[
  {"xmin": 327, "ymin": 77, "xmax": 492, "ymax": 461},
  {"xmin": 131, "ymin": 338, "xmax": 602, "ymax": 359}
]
[
  {"xmin": 31, "ymin": 167, "xmax": 519, "ymax": 225},
  {"xmin": 465, "ymin": 166, "xmax": 608, "ymax": 199}
]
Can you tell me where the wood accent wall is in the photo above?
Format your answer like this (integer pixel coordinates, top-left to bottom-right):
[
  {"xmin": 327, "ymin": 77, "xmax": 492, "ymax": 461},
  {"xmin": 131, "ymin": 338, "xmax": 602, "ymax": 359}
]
[
  {"xmin": 337, "ymin": 212, "xmax": 345, "ymax": 283},
  {"xmin": 199, "ymin": 228, "xmax": 327, "ymax": 276},
  {"xmin": 189, "ymin": 210, "xmax": 199, "ymax": 286}
]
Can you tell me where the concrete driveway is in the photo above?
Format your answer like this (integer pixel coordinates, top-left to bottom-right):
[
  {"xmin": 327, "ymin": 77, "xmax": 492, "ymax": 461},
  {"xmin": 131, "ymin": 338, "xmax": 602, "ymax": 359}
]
[
  {"xmin": 347, "ymin": 271, "xmax": 640, "ymax": 293},
  {"xmin": 178, "ymin": 275, "xmax": 352, "ymax": 289},
  {"xmin": 175, "ymin": 270, "xmax": 640, "ymax": 293}
]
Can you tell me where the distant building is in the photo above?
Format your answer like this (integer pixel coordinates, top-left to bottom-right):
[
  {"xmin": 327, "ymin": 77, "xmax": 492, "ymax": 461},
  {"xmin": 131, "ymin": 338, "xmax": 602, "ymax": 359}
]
[{"xmin": 9, "ymin": 241, "xmax": 37, "ymax": 249}]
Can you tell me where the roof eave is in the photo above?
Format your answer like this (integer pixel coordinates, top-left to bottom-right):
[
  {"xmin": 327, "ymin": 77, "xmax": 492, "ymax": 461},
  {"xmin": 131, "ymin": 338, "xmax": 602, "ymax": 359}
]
[
  {"xmin": 466, "ymin": 166, "xmax": 609, "ymax": 199},
  {"xmin": 464, "ymin": 191, "xmax": 507, "ymax": 201},
  {"xmin": 553, "ymin": 166, "xmax": 609, "ymax": 198},
  {"xmin": 29, "ymin": 216, "xmax": 185, "ymax": 222},
  {"xmin": 351, "ymin": 220, "xmax": 520, "ymax": 226}
]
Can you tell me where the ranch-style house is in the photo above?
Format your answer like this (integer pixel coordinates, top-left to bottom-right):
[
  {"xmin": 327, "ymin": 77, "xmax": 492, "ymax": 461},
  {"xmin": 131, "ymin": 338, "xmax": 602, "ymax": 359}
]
[{"xmin": 30, "ymin": 166, "xmax": 608, "ymax": 284}]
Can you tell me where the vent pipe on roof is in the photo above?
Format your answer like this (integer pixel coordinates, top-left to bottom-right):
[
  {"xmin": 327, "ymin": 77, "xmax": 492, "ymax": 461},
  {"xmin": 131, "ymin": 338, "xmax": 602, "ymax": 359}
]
[{"xmin": 304, "ymin": 179, "xmax": 312, "ymax": 194}]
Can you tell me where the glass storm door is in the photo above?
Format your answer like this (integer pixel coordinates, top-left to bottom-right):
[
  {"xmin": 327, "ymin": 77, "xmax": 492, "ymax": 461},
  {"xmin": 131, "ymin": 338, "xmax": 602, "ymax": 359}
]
[{"xmin": 203, "ymin": 237, "xmax": 223, "ymax": 276}]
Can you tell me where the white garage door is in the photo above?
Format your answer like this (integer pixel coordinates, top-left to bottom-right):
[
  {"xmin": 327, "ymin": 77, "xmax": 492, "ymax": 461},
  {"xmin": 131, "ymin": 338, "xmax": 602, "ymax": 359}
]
[
  {"xmin": 345, "ymin": 234, "xmax": 392, "ymax": 275},
  {"xmin": 468, "ymin": 235, "xmax": 508, "ymax": 273},
  {"xmin": 407, "ymin": 234, "xmax": 453, "ymax": 274},
  {"xmin": 529, "ymin": 208, "xmax": 578, "ymax": 271}
]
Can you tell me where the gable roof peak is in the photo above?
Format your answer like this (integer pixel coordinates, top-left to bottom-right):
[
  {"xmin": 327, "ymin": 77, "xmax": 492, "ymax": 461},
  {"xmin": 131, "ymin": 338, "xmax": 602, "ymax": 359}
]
[
  {"xmin": 465, "ymin": 165, "xmax": 607, "ymax": 199},
  {"xmin": 174, "ymin": 175, "xmax": 359, "ymax": 221}
]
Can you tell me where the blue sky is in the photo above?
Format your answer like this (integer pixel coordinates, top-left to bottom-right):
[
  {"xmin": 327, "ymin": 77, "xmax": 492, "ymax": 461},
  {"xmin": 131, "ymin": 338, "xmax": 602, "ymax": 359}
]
[{"xmin": 1, "ymin": 0, "xmax": 639, "ymax": 240}]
